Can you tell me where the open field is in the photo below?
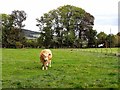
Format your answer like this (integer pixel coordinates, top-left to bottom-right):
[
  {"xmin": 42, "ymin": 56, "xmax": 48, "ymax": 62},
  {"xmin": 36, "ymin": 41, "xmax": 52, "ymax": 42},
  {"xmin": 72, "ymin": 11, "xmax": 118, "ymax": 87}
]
[{"xmin": 2, "ymin": 48, "xmax": 119, "ymax": 88}]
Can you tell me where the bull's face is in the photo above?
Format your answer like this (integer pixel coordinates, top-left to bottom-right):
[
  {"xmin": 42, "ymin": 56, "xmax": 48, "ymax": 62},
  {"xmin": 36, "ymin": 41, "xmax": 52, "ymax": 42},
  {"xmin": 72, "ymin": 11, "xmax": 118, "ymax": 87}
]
[{"xmin": 42, "ymin": 52, "xmax": 51, "ymax": 62}]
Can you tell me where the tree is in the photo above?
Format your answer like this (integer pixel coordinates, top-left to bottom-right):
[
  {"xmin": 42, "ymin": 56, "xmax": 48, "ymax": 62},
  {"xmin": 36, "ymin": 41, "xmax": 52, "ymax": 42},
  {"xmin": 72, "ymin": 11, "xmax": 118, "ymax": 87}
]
[
  {"xmin": 85, "ymin": 29, "xmax": 97, "ymax": 48},
  {"xmin": 1, "ymin": 10, "xmax": 27, "ymax": 48},
  {"xmin": 117, "ymin": 32, "xmax": 120, "ymax": 36},
  {"xmin": 36, "ymin": 5, "xmax": 94, "ymax": 48},
  {"xmin": 114, "ymin": 34, "xmax": 120, "ymax": 47},
  {"xmin": 11, "ymin": 10, "xmax": 27, "ymax": 48},
  {"xmin": 116, "ymin": 32, "xmax": 120, "ymax": 47},
  {"xmin": 11, "ymin": 10, "xmax": 27, "ymax": 29},
  {"xmin": 97, "ymin": 32, "xmax": 107, "ymax": 47},
  {"xmin": 1, "ymin": 14, "xmax": 14, "ymax": 47},
  {"xmin": 106, "ymin": 34, "xmax": 116, "ymax": 48},
  {"xmin": 25, "ymin": 39, "xmax": 38, "ymax": 48}
]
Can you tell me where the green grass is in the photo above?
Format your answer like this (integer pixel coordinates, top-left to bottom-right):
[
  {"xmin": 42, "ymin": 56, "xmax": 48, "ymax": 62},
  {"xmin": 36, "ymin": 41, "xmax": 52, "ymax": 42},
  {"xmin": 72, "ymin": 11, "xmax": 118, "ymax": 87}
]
[
  {"xmin": 78, "ymin": 48, "xmax": 119, "ymax": 54},
  {"xmin": 2, "ymin": 48, "xmax": 119, "ymax": 88}
]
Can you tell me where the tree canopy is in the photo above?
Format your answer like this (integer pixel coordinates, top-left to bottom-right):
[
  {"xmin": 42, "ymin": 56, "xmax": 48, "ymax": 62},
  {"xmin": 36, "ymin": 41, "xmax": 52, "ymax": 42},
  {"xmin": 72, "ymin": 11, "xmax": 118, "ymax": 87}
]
[
  {"xmin": 1, "ymin": 10, "xmax": 27, "ymax": 48},
  {"xmin": 36, "ymin": 5, "xmax": 95, "ymax": 48},
  {"xmin": 1, "ymin": 6, "xmax": 119, "ymax": 48}
]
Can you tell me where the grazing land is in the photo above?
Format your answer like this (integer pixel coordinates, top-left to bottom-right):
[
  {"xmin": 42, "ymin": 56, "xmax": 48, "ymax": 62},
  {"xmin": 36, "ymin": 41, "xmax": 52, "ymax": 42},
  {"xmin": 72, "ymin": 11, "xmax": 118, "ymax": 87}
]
[{"xmin": 2, "ymin": 48, "xmax": 119, "ymax": 88}]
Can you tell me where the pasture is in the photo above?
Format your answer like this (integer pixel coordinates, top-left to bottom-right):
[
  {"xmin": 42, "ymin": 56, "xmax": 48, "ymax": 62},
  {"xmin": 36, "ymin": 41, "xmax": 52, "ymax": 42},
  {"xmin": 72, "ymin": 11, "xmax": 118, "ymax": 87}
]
[{"xmin": 2, "ymin": 48, "xmax": 119, "ymax": 88}]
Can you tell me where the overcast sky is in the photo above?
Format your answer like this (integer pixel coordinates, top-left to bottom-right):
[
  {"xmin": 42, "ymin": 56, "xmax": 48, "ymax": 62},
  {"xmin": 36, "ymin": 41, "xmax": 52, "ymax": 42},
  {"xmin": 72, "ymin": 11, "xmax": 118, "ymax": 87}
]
[{"xmin": 0, "ymin": 0, "xmax": 119, "ymax": 34}]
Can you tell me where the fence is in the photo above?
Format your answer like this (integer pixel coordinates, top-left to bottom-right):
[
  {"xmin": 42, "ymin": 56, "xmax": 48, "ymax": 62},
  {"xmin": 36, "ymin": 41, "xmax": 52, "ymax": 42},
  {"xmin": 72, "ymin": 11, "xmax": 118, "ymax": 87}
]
[{"xmin": 78, "ymin": 48, "xmax": 119, "ymax": 56}]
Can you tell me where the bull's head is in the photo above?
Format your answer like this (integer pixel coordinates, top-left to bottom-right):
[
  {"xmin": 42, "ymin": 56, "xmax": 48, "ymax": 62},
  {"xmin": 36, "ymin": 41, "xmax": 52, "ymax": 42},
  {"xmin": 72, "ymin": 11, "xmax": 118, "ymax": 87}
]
[{"xmin": 42, "ymin": 52, "xmax": 51, "ymax": 62}]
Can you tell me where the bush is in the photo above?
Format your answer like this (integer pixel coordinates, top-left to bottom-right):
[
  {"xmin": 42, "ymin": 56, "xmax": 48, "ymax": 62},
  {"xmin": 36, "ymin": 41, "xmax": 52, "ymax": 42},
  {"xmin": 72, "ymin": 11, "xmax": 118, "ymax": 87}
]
[{"xmin": 15, "ymin": 42, "xmax": 23, "ymax": 48}]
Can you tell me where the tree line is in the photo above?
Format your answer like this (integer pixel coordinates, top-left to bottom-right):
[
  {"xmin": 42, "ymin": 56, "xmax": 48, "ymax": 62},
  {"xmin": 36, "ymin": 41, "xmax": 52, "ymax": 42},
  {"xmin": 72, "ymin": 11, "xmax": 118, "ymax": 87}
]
[{"xmin": 1, "ymin": 5, "xmax": 120, "ymax": 48}]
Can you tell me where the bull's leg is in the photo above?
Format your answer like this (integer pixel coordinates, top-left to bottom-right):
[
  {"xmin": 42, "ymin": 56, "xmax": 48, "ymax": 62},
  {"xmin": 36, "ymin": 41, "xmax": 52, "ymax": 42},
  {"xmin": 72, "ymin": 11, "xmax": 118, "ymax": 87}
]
[
  {"xmin": 46, "ymin": 63, "xmax": 48, "ymax": 67},
  {"xmin": 45, "ymin": 66, "xmax": 48, "ymax": 70},
  {"xmin": 49, "ymin": 60, "xmax": 51, "ymax": 67},
  {"xmin": 42, "ymin": 65, "xmax": 44, "ymax": 70},
  {"xmin": 44, "ymin": 63, "xmax": 48, "ymax": 70}
]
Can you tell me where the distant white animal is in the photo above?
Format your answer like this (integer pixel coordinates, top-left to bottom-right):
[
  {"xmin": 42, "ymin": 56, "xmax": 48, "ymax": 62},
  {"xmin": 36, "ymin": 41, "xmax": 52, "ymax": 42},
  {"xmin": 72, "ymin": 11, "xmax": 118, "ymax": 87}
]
[{"xmin": 98, "ymin": 44, "xmax": 104, "ymax": 47}]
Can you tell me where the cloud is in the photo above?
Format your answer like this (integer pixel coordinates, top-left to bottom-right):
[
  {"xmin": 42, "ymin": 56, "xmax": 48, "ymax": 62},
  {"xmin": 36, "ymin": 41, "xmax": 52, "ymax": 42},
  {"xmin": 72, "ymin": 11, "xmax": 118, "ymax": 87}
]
[
  {"xmin": 93, "ymin": 25, "xmax": 118, "ymax": 34},
  {"xmin": 0, "ymin": 0, "xmax": 119, "ymax": 34},
  {"xmin": 94, "ymin": 15, "xmax": 118, "ymax": 26}
]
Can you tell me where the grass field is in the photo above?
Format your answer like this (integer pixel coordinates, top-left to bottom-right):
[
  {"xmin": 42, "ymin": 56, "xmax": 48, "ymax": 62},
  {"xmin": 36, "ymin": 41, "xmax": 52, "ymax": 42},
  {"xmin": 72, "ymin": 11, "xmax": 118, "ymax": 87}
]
[
  {"xmin": 77, "ymin": 48, "xmax": 119, "ymax": 54},
  {"xmin": 2, "ymin": 48, "xmax": 119, "ymax": 88}
]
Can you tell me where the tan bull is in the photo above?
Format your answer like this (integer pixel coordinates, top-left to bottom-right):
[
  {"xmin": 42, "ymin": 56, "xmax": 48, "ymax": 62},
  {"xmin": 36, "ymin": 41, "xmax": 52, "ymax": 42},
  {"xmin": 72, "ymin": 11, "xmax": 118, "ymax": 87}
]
[{"xmin": 40, "ymin": 49, "xmax": 52, "ymax": 70}]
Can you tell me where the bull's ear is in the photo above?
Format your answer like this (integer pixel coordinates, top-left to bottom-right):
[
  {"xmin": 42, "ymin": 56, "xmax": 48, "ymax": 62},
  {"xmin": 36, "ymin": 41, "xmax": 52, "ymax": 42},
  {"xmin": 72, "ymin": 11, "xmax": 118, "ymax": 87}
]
[{"xmin": 41, "ymin": 53, "xmax": 44, "ymax": 57}]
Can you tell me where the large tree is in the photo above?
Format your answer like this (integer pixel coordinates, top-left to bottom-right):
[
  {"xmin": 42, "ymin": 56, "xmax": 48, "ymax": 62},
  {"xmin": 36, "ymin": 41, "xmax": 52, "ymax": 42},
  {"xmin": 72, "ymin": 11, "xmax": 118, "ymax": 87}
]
[
  {"xmin": 85, "ymin": 29, "xmax": 97, "ymax": 48},
  {"xmin": 36, "ymin": 5, "xmax": 94, "ymax": 48},
  {"xmin": 97, "ymin": 32, "xmax": 107, "ymax": 47},
  {"xmin": 1, "ymin": 10, "xmax": 27, "ymax": 48},
  {"xmin": 1, "ymin": 14, "xmax": 14, "ymax": 47},
  {"xmin": 11, "ymin": 10, "xmax": 27, "ymax": 29},
  {"xmin": 116, "ymin": 32, "xmax": 120, "ymax": 47},
  {"xmin": 106, "ymin": 34, "xmax": 117, "ymax": 48}
]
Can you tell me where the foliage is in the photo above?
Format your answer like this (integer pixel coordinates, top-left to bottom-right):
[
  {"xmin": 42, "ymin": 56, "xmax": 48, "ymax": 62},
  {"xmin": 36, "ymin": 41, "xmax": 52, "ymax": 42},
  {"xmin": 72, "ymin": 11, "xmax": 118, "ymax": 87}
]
[
  {"xmin": 25, "ymin": 39, "xmax": 38, "ymax": 48},
  {"xmin": 15, "ymin": 42, "xmax": 23, "ymax": 48},
  {"xmin": 36, "ymin": 5, "xmax": 94, "ymax": 48},
  {"xmin": 11, "ymin": 10, "xmax": 27, "ymax": 29},
  {"xmin": 85, "ymin": 29, "xmax": 97, "ymax": 48},
  {"xmin": 1, "ymin": 7, "xmax": 120, "ymax": 48},
  {"xmin": 96, "ymin": 32, "xmax": 120, "ymax": 48},
  {"xmin": 97, "ymin": 32, "xmax": 107, "ymax": 47},
  {"xmin": 116, "ymin": 32, "xmax": 120, "ymax": 47},
  {"xmin": 106, "ymin": 34, "xmax": 116, "ymax": 48},
  {"xmin": 1, "ymin": 14, "xmax": 14, "ymax": 48},
  {"xmin": 1, "ymin": 10, "xmax": 27, "ymax": 48}
]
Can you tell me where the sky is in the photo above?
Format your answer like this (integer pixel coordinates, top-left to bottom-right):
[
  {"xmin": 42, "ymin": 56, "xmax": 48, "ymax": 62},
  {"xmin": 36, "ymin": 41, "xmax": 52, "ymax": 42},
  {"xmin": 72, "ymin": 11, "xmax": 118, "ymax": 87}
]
[{"xmin": 0, "ymin": 0, "xmax": 119, "ymax": 34}]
